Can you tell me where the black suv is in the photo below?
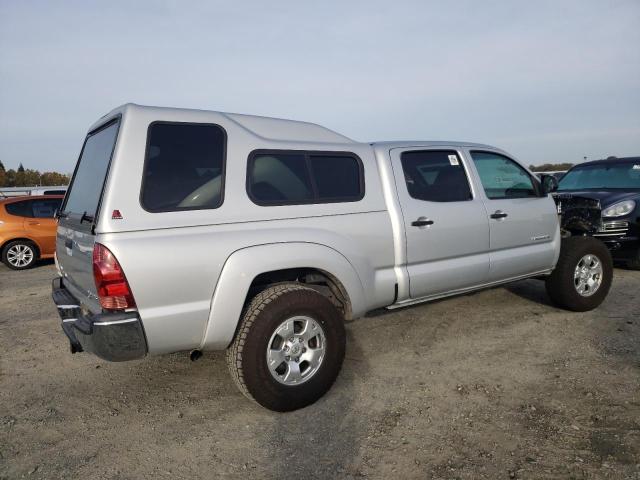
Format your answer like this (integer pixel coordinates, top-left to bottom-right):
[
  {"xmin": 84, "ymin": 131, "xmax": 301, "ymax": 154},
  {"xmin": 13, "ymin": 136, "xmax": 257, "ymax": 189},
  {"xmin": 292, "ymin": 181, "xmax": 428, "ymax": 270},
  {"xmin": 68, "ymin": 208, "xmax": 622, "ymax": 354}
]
[{"xmin": 557, "ymin": 156, "xmax": 640, "ymax": 269}]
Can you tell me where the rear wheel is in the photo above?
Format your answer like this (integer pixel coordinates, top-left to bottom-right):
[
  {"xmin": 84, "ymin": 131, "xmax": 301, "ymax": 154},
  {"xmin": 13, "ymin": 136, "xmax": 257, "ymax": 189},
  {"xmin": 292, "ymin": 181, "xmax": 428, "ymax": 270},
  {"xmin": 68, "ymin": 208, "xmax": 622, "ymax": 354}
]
[
  {"xmin": 226, "ymin": 283, "xmax": 346, "ymax": 412},
  {"xmin": 2, "ymin": 240, "xmax": 37, "ymax": 270},
  {"xmin": 545, "ymin": 236, "xmax": 612, "ymax": 311}
]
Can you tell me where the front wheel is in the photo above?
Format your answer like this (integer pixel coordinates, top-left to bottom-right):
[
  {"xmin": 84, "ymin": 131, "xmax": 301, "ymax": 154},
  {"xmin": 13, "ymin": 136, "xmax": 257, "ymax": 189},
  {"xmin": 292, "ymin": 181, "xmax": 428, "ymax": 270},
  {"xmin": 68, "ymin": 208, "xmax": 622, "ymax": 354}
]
[
  {"xmin": 545, "ymin": 236, "xmax": 613, "ymax": 312},
  {"xmin": 226, "ymin": 283, "xmax": 346, "ymax": 412}
]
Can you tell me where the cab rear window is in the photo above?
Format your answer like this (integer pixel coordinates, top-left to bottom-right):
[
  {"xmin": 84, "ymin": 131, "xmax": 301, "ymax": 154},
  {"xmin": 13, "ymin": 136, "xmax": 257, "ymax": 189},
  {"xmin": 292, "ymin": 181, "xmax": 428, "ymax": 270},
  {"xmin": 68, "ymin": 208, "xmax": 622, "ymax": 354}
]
[
  {"xmin": 63, "ymin": 119, "xmax": 120, "ymax": 217},
  {"xmin": 141, "ymin": 122, "xmax": 227, "ymax": 212}
]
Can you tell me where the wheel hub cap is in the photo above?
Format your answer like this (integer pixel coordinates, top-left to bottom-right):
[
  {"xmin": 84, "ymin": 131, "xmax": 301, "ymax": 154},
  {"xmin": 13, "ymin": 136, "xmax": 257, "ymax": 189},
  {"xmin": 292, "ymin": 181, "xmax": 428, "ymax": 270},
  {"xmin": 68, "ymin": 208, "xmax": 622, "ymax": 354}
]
[
  {"xmin": 7, "ymin": 245, "xmax": 34, "ymax": 267},
  {"xmin": 266, "ymin": 315, "xmax": 326, "ymax": 385},
  {"xmin": 573, "ymin": 254, "xmax": 603, "ymax": 297}
]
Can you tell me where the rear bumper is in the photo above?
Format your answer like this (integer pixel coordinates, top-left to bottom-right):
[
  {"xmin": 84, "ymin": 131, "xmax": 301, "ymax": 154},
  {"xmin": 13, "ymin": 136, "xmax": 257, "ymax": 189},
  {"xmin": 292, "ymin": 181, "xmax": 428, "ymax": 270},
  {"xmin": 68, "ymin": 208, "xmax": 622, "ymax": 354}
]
[{"xmin": 52, "ymin": 277, "xmax": 147, "ymax": 362}]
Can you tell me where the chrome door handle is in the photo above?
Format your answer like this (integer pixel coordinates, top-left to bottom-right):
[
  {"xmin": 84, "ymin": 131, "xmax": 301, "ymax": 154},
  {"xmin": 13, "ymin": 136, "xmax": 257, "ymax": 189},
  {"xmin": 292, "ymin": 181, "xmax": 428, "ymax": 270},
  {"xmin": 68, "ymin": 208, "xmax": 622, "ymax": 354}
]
[
  {"xmin": 411, "ymin": 217, "xmax": 434, "ymax": 227},
  {"xmin": 490, "ymin": 210, "xmax": 508, "ymax": 219}
]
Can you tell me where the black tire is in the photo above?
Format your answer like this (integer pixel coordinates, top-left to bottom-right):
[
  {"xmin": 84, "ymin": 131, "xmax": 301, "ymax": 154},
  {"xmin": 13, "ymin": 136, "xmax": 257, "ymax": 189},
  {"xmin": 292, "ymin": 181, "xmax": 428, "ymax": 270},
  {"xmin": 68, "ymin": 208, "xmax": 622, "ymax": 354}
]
[
  {"xmin": 1, "ymin": 240, "xmax": 38, "ymax": 270},
  {"xmin": 226, "ymin": 283, "xmax": 346, "ymax": 412},
  {"xmin": 545, "ymin": 236, "xmax": 613, "ymax": 312}
]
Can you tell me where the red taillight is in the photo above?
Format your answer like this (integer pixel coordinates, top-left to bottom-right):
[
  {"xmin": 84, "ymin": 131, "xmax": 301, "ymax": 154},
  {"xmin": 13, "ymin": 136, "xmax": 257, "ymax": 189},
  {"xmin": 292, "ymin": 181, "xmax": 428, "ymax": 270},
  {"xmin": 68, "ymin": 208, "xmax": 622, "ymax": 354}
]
[{"xmin": 92, "ymin": 243, "xmax": 136, "ymax": 310}]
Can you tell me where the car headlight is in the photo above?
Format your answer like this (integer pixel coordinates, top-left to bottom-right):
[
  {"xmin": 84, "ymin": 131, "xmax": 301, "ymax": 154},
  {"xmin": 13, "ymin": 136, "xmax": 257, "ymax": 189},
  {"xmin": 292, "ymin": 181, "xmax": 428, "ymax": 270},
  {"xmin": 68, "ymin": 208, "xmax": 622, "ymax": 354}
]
[{"xmin": 602, "ymin": 200, "xmax": 636, "ymax": 218}]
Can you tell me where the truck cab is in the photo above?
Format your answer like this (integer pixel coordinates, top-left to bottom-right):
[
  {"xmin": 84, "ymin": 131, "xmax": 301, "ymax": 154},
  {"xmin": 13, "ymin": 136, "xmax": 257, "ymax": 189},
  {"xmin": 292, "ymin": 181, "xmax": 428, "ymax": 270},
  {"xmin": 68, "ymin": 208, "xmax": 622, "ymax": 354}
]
[{"xmin": 373, "ymin": 143, "xmax": 560, "ymax": 304}]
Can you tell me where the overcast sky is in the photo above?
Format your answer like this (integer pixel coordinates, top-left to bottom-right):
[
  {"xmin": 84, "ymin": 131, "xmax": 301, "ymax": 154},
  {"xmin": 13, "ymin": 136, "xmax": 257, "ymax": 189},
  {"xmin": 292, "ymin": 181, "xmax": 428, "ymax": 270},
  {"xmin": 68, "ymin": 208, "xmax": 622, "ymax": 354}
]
[{"xmin": 1, "ymin": 0, "xmax": 639, "ymax": 172}]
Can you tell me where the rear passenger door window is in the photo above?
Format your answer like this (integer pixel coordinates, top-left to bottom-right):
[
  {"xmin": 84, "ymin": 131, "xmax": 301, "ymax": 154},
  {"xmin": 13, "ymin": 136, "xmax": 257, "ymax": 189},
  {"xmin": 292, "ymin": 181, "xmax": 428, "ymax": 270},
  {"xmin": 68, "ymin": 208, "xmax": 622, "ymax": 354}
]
[
  {"xmin": 31, "ymin": 199, "xmax": 63, "ymax": 218},
  {"xmin": 141, "ymin": 122, "xmax": 227, "ymax": 212},
  {"xmin": 470, "ymin": 151, "xmax": 537, "ymax": 199},
  {"xmin": 400, "ymin": 150, "xmax": 472, "ymax": 202},
  {"xmin": 247, "ymin": 151, "xmax": 364, "ymax": 205}
]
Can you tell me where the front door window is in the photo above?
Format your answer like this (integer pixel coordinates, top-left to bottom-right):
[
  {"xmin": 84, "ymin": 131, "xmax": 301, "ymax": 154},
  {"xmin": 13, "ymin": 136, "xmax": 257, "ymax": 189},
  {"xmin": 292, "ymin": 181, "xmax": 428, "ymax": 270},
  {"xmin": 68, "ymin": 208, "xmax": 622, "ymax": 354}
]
[{"xmin": 470, "ymin": 151, "xmax": 537, "ymax": 199}]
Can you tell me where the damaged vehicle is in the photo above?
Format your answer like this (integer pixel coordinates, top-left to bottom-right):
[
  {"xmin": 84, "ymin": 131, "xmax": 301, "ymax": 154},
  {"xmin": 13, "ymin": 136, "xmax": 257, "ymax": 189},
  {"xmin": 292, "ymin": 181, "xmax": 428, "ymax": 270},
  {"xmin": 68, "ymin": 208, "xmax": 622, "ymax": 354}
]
[
  {"xmin": 553, "ymin": 157, "xmax": 640, "ymax": 269},
  {"xmin": 52, "ymin": 104, "xmax": 614, "ymax": 411}
]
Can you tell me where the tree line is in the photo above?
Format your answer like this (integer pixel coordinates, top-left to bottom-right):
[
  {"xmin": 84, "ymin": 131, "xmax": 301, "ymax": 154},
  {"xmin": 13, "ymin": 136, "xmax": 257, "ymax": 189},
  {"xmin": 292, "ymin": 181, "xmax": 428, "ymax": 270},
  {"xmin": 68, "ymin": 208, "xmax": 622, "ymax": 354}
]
[
  {"xmin": 528, "ymin": 163, "xmax": 575, "ymax": 172},
  {"xmin": 0, "ymin": 161, "xmax": 70, "ymax": 188}
]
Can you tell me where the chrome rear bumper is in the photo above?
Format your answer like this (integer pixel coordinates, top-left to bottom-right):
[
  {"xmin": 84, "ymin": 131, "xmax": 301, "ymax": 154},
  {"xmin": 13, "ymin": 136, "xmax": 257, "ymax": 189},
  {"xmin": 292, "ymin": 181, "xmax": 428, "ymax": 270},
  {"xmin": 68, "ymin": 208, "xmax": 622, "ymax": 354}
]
[{"xmin": 52, "ymin": 277, "xmax": 147, "ymax": 362}]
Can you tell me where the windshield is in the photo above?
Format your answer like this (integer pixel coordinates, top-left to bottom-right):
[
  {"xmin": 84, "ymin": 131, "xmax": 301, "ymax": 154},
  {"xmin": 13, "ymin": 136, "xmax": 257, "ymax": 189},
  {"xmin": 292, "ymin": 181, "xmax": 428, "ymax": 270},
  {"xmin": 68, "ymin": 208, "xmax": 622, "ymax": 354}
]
[
  {"xmin": 63, "ymin": 119, "xmax": 120, "ymax": 216},
  {"xmin": 558, "ymin": 162, "xmax": 640, "ymax": 190}
]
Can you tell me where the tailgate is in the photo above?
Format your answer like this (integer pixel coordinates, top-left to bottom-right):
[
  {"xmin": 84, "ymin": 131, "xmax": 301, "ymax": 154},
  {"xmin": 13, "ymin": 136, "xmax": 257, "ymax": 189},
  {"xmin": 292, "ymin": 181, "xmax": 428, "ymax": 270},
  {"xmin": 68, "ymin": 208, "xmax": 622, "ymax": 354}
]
[{"xmin": 56, "ymin": 118, "xmax": 120, "ymax": 312}]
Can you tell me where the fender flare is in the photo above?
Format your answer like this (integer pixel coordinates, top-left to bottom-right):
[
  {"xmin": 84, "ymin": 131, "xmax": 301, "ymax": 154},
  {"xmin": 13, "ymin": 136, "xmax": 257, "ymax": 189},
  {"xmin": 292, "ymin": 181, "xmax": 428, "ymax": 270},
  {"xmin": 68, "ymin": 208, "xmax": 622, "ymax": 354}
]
[{"xmin": 199, "ymin": 242, "xmax": 366, "ymax": 350}]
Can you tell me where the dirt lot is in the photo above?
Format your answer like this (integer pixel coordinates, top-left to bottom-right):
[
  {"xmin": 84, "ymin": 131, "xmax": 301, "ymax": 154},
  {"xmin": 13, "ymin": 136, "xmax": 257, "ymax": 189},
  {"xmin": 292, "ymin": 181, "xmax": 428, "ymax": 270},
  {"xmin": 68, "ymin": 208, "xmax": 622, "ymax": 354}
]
[{"xmin": 1, "ymin": 262, "xmax": 639, "ymax": 480}]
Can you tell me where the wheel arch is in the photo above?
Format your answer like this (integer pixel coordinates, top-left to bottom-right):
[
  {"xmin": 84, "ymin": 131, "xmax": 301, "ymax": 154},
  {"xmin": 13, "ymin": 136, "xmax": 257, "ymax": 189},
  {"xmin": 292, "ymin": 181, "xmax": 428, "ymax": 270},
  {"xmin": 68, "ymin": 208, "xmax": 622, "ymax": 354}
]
[
  {"xmin": 248, "ymin": 267, "xmax": 353, "ymax": 319},
  {"xmin": 1, "ymin": 237, "xmax": 41, "ymax": 258},
  {"xmin": 199, "ymin": 242, "xmax": 367, "ymax": 350}
]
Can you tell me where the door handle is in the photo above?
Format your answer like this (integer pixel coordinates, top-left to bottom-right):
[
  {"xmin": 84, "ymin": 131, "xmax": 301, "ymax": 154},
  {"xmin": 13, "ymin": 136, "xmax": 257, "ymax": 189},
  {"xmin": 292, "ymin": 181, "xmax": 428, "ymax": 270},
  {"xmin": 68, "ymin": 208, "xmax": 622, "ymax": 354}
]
[
  {"xmin": 411, "ymin": 217, "xmax": 434, "ymax": 227},
  {"xmin": 490, "ymin": 210, "xmax": 508, "ymax": 219},
  {"xmin": 27, "ymin": 221, "xmax": 40, "ymax": 225}
]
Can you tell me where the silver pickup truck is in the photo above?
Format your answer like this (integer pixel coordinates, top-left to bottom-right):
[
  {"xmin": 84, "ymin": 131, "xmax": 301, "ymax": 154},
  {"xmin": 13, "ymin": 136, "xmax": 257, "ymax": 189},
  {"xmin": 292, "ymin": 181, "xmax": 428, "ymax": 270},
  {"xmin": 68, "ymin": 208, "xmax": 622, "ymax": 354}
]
[{"xmin": 52, "ymin": 104, "xmax": 612, "ymax": 411}]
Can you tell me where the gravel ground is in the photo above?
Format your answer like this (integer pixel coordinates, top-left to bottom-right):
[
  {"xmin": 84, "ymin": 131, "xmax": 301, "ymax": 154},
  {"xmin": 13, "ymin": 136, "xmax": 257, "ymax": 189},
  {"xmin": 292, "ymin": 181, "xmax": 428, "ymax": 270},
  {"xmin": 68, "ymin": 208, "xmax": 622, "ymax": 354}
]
[{"xmin": 1, "ymin": 261, "xmax": 639, "ymax": 479}]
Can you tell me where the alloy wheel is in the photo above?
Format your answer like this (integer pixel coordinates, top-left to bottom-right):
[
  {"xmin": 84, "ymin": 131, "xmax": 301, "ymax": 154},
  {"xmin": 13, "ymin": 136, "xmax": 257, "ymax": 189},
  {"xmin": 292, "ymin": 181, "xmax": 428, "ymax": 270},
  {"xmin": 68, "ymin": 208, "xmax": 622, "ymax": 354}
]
[
  {"xmin": 6, "ymin": 244, "xmax": 35, "ymax": 268},
  {"xmin": 266, "ymin": 315, "xmax": 326, "ymax": 385},
  {"xmin": 573, "ymin": 254, "xmax": 603, "ymax": 297}
]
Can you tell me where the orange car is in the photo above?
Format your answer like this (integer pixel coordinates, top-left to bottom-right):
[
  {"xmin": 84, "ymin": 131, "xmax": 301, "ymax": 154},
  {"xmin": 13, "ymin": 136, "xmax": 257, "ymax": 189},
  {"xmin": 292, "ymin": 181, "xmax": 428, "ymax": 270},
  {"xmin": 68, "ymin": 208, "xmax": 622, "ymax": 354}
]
[{"xmin": 0, "ymin": 195, "xmax": 64, "ymax": 270}]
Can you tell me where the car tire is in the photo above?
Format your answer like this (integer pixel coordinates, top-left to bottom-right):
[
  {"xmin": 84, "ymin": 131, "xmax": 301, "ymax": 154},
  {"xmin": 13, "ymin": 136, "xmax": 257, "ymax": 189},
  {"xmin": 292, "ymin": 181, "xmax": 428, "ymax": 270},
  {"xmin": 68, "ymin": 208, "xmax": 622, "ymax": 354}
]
[
  {"xmin": 226, "ymin": 282, "xmax": 346, "ymax": 412},
  {"xmin": 545, "ymin": 236, "xmax": 613, "ymax": 312},
  {"xmin": 1, "ymin": 240, "xmax": 38, "ymax": 270}
]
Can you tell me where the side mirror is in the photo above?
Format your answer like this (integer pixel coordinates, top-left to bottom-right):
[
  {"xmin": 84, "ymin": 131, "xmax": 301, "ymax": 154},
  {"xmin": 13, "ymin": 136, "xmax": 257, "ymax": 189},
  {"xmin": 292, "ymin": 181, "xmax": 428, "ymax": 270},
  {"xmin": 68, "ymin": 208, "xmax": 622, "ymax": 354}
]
[{"xmin": 540, "ymin": 174, "xmax": 558, "ymax": 194}]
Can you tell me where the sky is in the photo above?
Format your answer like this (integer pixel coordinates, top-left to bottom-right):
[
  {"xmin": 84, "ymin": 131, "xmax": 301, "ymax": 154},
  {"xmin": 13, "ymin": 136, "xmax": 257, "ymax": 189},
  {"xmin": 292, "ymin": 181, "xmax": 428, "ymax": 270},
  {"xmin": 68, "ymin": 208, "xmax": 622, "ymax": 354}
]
[{"xmin": 0, "ymin": 0, "xmax": 639, "ymax": 172}]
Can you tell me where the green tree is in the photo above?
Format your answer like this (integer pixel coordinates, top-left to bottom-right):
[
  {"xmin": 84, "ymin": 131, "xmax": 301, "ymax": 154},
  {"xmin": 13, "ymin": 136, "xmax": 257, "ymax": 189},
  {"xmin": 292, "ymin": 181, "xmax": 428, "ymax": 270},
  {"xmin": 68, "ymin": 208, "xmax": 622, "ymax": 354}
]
[
  {"xmin": 14, "ymin": 169, "xmax": 26, "ymax": 186},
  {"xmin": 17, "ymin": 163, "xmax": 25, "ymax": 173},
  {"xmin": 12, "ymin": 168, "xmax": 39, "ymax": 187},
  {"xmin": 40, "ymin": 171, "xmax": 70, "ymax": 186},
  {"xmin": 1, "ymin": 168, "xmax": 70, "ymax": 187},
  {"xmin": 0, "ymin": 160, "xmax": 5, "ymax": 172},
  {"xmin": 3, "ymin": 169, "xmax": 17, "ymax": 187},
  {"xmin": 22, "ymin": 169, "xmax": 41, "ymax": 186}
]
